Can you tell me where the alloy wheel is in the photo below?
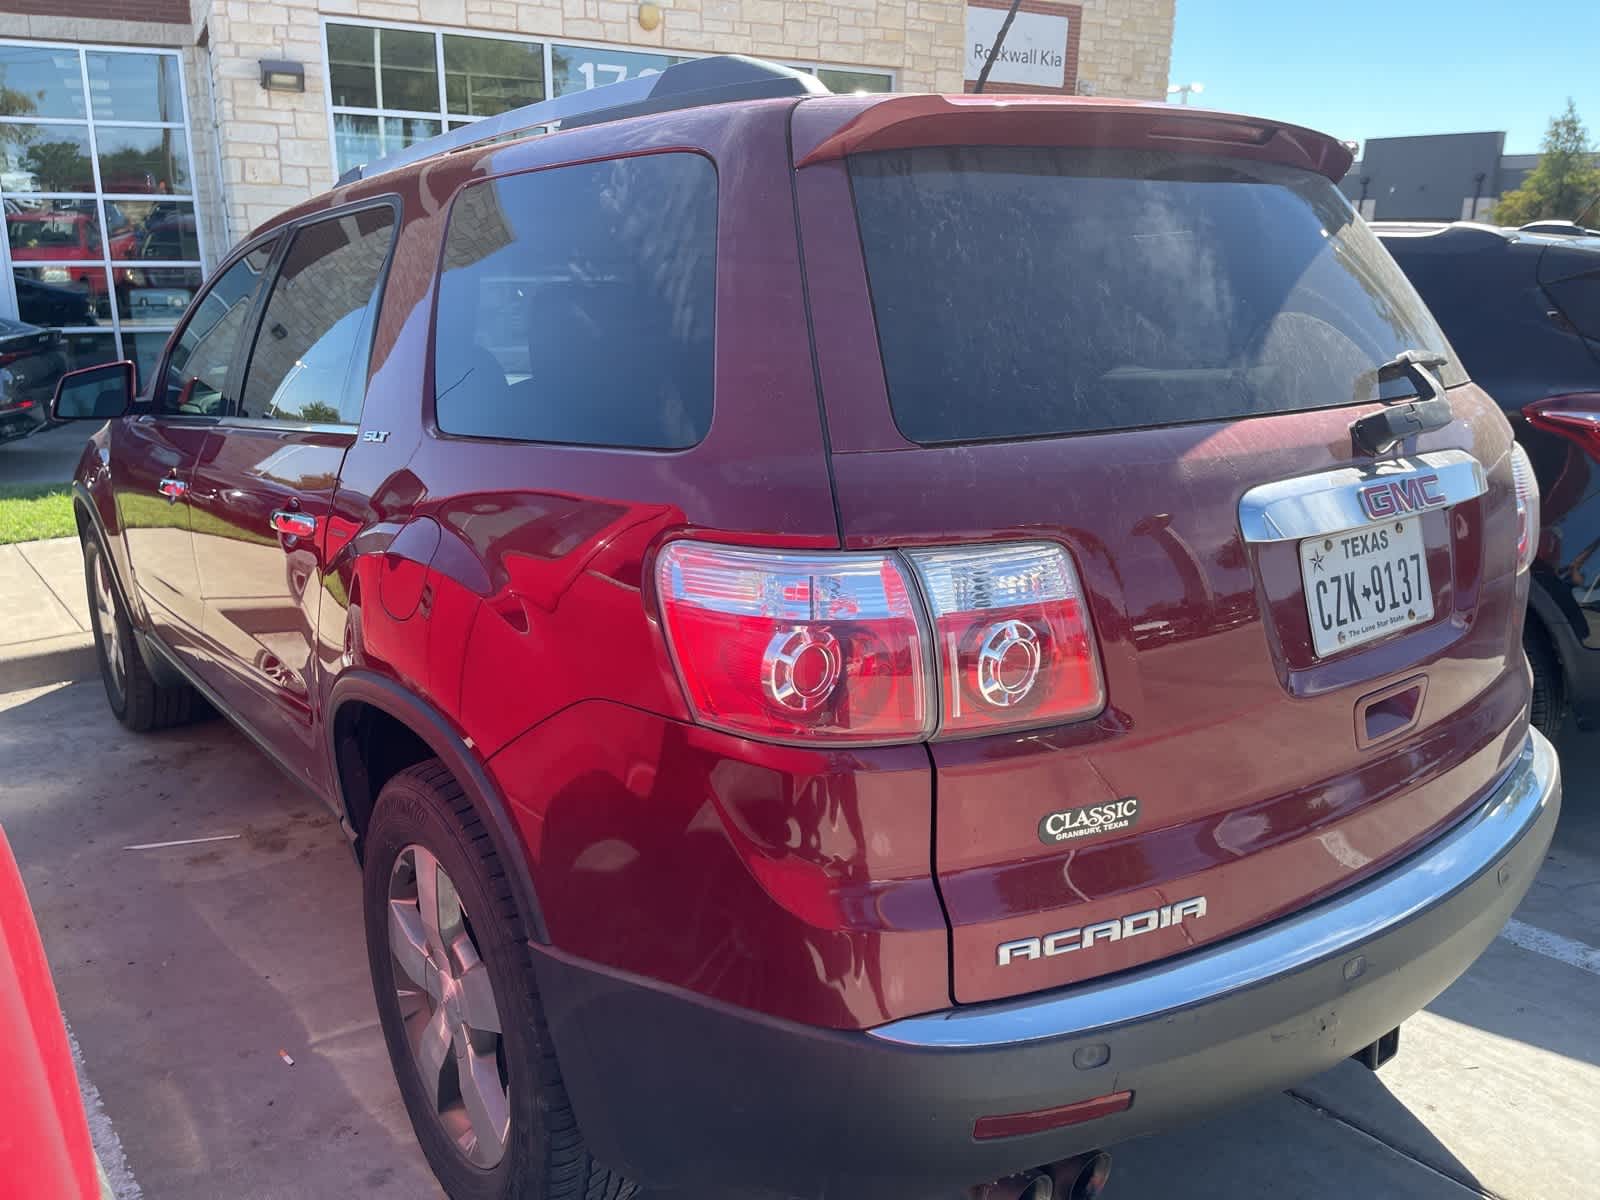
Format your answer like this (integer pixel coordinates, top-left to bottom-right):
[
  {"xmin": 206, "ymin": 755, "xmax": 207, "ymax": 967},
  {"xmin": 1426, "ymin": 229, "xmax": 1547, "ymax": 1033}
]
[
  {"xmin": 92, "ymin": 550, "xmax": 125, "ymax": 700},
  {"xmin": 387, "ymin": 845, "xmax": 510, "ymax": 1168}
]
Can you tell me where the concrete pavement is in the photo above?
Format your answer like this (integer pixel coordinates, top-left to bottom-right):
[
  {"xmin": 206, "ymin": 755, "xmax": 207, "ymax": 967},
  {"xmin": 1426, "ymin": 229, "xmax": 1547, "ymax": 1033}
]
[
  {"xmin": 0, "ymin": 420, "xmax": 93, "ymax": 487},
  {"xmin": 0, "ymin": 536, "xmax": 96, "ymax": 692},
  {"xmin": 1, "ymin": 678, "xmax": 1597, "ymax": 1199}
]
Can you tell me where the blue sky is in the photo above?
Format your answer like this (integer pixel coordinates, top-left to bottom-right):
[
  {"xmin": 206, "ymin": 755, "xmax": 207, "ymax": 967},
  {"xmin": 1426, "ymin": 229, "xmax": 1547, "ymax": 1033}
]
[{"xmin": 1168, "ymin": 0, "xmax": 1600, "ymax": 155}]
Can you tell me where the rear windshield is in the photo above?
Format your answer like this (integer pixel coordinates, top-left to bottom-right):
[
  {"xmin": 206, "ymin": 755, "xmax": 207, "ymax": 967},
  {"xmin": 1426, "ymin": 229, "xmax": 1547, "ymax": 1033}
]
[{"xmin": 850, "ymin": 147, "xmax": 1465, "ymax": 444}]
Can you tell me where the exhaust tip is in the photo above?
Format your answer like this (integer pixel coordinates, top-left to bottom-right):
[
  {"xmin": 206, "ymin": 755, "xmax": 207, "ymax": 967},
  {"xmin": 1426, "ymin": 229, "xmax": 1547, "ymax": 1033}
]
[
  {"xmin": 969, "ymin": 1168, "xmax": 1054, "ymax": 1200},
  {"xmin": 1062, "ymin": 1152, "xmax": 1113, "ymax": 1196}
]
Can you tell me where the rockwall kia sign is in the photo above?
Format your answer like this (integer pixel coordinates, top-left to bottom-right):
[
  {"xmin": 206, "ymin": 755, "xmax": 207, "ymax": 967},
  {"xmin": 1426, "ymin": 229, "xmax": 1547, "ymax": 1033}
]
[{"xmin": 964, "ymin": 8, "xmax": 1070, "ymax": 89}]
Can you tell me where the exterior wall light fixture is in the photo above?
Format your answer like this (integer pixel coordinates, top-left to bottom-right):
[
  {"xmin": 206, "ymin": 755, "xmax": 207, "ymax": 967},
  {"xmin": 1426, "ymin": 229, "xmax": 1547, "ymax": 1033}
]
[{"xmin": 259, "ymin": 60, "xmax": 306, "ymax": 93}]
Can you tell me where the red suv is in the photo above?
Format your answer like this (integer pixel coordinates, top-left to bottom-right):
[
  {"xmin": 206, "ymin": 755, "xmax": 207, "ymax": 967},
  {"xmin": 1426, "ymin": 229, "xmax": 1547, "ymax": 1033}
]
[{"xmin": 52, "ymin": 58, "xmax": 1561, "ymax": 1200}]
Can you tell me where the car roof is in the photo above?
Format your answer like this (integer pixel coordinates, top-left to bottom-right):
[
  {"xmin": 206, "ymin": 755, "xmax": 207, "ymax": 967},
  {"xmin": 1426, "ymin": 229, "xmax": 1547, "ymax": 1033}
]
[
  {"xmin": 1372, "ymin": 219, "xmax": 1600, "ymax": 254},
  {"xmin": 247, "ymin": 55, "xmax": 1354, "ymax": 244}
]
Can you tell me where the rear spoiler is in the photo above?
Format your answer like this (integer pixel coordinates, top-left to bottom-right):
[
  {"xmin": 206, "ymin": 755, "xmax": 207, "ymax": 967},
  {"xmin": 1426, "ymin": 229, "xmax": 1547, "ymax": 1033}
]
[{"xmin": 792, "ymin": 94, "xmax": 1355, "ymax": 182}]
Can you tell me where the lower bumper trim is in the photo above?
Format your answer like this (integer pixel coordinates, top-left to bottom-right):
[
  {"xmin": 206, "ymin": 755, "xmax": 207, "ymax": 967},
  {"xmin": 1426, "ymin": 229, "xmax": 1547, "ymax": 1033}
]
[
  {"xmin": 532, "ymin": 729, "xmax": 1560, "ymax": 1199},
  {"xmin": 873, "ymin": 728, "xmax": 1558, "ymax": 1049}
]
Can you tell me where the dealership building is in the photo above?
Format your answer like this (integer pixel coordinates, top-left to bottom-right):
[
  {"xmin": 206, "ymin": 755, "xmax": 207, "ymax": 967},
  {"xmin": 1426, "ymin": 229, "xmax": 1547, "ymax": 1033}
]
[{"xmin": 0, "ymin": 0, "xmax": 1174, "ymax": 386}]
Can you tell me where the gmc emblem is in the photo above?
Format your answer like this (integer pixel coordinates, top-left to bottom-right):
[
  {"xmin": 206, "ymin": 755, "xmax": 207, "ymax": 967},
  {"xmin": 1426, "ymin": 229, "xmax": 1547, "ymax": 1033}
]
[{"xmin": 1358, "ymin": 473, "xmax": 1445, "ymax": 521}]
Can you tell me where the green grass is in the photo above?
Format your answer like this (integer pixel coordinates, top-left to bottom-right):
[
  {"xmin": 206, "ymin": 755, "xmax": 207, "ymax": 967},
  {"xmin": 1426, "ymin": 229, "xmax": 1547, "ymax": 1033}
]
[
  {"xmin": 0, "ymin": 483, "xmax": 75, "ymax": 545},
  {"xmin": 118, "ymin": 491, "xmax": 278, "ymax": 547},
  {"xmin": 0, "ymin": 486, "xmax": 285, "ymax": 549}
]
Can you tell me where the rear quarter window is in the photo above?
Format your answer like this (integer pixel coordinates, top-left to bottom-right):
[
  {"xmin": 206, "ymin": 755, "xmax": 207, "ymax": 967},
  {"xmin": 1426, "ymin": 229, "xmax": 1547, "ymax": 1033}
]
[
  {"xmin": 850, "ymin": 146, "xmax": 1465, "ymax": 444},
  {"xmin": 433, "ymin": 152, "xmax": 717, "ymax": 450}
]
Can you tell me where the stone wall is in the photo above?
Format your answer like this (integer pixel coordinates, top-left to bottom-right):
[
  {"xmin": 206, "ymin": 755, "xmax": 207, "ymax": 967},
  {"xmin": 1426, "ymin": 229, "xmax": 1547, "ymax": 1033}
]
[
  {"xmin": 195, "ymin": 0, "xmax": 979, "ymax": 245},
  {"xmin": 1072, "ymin": 0, "xmax": 1173, "ymax": 101},
  {"xmin": 1, "ymin": 1, "xmax": 1178, "ymax": 258}
]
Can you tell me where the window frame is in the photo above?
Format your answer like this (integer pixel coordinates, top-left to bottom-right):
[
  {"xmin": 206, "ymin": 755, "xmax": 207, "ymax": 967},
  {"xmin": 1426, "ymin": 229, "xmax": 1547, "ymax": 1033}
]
[
  {"xmin": 426, "ymin": 148, "xmax": 719, "ymax": 452},
  {"xmin": 223, "ymin": 195, "xmax": 402, "ymax": 431},
  {"xmin": 319, "ymin": 15, "xmax": 896, "ymax": 178},
  {"xmin": 0, "ymin": 38, "xmax": 209, "ymax": 374},
  {"xmin": 145, "ymin": 227, "xmax": 281, "ymax": 421}
]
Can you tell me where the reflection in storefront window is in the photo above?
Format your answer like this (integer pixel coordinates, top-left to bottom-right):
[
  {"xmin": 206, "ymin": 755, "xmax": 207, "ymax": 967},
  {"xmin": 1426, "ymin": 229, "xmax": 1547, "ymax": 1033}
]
[
  {"xmin": 548, "ymin": 45, "xmax": 690, "ymax": 96},
  {"xmin": 86, "ymin": 50, "xmax": 185, "ymax": 123},
  {"xmin": 0, "ymin": 44, "xmax": 87, "ymax": 118},
  {"xmin": 322, "ymin": 21, "xmax": 896, "ymax": 178},
  {"xmin": 0, "ymin": 42, "xmax": 203, "ymax": 411},
  {"xmin": 380, "ymin": 28, "xmax": 439, "ymax": 111},
  {"xmin": 444, "ymin": 35, "xmax": 544, "ymax": 117},
  {"xmin": 817, "ymin": 68, "xmax": 893, "ymax": 94},
  {"xmin": 94, "ymin": 126, "xmax": 191, "ymax": 195},
  {"xmin": 0, "ymin": 126, "xmax": 94, "ymax": 193}
]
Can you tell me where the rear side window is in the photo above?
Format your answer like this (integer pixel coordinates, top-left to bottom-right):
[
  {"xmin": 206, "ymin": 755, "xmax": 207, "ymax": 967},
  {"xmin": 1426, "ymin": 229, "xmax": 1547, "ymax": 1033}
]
[
  {"xmin": 1540, "ymin": 244, "xmax": 1600, "ymax": 342},
  {"xmin": 239, "ymin": 205, "xmax": 396, "ymax": 425},
  {"xmin": 850, "ymin": 147, "xmax": 1465, "ymax": 444},
  {"xmin": 433, "ymin": 152, "xmax": 716, "ymax": 449}
]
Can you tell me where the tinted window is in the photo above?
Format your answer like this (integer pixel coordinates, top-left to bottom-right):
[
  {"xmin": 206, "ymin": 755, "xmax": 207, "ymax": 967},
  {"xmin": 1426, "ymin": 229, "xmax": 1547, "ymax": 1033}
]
[
  {"xmin": 851, "ymin": 147, "xmax": 1465, "ymax": 444},
  {"xmin": 434, "ymin": 153, "xmax": 716, "ymax": 449},
  {"xmin": 240, "ymin": 206, "xmax": 396, "ymax": 424},
  {"xmin": 1542, "ymin": 243, "xmax": 1600, "ymax": 342},
  {"xmin": 160, "ymin": 241, "xmax": 275, "ymax": 415}
]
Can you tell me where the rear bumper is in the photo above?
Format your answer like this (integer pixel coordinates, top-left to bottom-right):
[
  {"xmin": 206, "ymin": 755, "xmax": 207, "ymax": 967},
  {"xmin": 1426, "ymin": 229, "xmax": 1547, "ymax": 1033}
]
[{"xmin": 533, "ymin": 729, "xmax": 1560, "ymax": 1200}]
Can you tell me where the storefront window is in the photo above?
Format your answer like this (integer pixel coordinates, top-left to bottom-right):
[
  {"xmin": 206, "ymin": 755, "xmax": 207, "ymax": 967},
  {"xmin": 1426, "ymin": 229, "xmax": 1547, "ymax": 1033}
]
[
  {"xmin": 323, "ymin": 20, "xmax": 894, "ymax": 177},
  {"xmin": 444, "ymin": 34, "xmax": 544, "ymax": 117},
  {"xmin": 0, "ymin": 41, "xmax": 206, "ymax": 398},
  {"xmin": 817, "ymin": 67, "xmax": 893, "ymax": 94},
  {"xmin": 548, "ymin": 45, "xmax": 691, "ymax": 96}
]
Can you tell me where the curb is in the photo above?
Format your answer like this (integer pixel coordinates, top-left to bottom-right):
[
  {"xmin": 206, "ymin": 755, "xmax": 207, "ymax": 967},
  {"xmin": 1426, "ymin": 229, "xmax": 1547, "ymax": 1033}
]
[{"xmin": 0, "ymin": 632, "xmax": 97, "ymax": 694}]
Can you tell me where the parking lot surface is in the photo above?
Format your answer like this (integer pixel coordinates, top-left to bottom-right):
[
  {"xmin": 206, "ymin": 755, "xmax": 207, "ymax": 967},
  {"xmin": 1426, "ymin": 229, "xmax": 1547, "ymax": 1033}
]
[{"xmin": 3, "ymin": 679, "xmax": 1597, "ymax": 1199}]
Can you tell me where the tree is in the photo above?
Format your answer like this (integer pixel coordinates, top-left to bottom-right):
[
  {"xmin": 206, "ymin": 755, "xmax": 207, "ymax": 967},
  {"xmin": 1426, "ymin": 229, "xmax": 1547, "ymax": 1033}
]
[
  {"xmin": 20, "ymin": 137, "xmax": 91, "ymax": 192},
  {"xmin": 1493, "ymin": 100, "xmax": 1600, "ymax": 225}
]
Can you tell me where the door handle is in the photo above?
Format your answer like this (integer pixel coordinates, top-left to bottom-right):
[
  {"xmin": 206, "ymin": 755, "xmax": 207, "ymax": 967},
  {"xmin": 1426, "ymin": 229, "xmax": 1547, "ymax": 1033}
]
[
  {"xmin": 269, "ymin": 510, "xmax": 317, "ymax": 540},
  {"xmin": 158, "ymin": 477, "xmax": 188, "ymax": 501}
]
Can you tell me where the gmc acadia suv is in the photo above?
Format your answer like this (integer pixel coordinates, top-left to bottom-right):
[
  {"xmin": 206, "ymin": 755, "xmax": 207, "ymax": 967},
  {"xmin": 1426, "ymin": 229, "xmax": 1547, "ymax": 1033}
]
[{"xmin": 52, "ymin": 58, "xmax": 1561, "ymax": 1200}]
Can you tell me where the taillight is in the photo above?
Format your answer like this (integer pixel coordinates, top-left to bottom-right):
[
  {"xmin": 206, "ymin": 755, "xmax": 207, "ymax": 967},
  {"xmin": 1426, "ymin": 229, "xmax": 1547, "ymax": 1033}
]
[
  {"xmin": 1509, "ymin": 443, "xmax": 1539, "ymax": 573},
  {"xmin": 1523, "ymin": 393, "xmax": 1600, "ymax": 458},
  {"xmin": 655, "ymin": 542, "xmax": 931, "ymax": 744},
  {"xmin": 905, "ymin": 543, "xmax": 1104, "ymax": 735},
  {"xmin": 655, "ymin": 539, "xmax": 1104, "ymax": 744}
]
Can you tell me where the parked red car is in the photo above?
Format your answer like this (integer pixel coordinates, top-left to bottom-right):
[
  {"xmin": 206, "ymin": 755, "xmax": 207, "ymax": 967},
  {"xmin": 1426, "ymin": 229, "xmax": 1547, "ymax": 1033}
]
[
  {"xmin": 52, "ymin": 58, "xmax": 1560, "ymax": 1200},
  {"xmin": 0, "ymin": 827, "xmax": 103, "ymax": 1200},
  {"xmin": 8, "ymin": 211, "xmax": 107, "ymax": 296}
]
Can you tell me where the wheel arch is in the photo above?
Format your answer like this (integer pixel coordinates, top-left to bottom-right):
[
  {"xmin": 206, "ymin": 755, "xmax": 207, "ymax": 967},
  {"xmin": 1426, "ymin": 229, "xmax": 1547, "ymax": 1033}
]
[
  {"xmin": 1524, "ymin": 578, "xmax": 1600, "ymax": 726},
  {"xmin": 327, "ymin": 670, "xmax": 549, "ymax": 943}
]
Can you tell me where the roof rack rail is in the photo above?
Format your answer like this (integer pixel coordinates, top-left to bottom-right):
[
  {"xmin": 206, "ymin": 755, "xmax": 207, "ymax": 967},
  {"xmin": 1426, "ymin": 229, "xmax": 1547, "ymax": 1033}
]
[{"xmin": 336, "ymin": 54, "xmax": 829, "ymax": 184}]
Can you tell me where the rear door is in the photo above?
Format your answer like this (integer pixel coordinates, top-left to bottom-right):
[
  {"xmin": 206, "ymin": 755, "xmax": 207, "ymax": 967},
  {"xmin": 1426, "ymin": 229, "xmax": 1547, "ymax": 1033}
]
[
  {"xmin": 795, "ymin": 111, "xmax": 1529, "ymax": 1004},
  {"xmin": 187, "ymin": 203, "xmax": 397, "ymax": 787},
  {"xmin": 113, "ymin": 239, "xmax": 276, "ymax": 655}
]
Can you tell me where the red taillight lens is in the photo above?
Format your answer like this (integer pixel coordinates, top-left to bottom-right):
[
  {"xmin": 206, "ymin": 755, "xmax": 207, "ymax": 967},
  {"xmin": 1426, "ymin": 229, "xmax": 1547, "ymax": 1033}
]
[
  {"xmin": 1524, "ymin": 393, "xmax": 1600, "ymax": 458},
  {"xmin": 1509, "ymin": 442, "xmax": 1539, "ymax": 573},
  {"xmin": 905, "ymin": 542, "xmax": 1104, "ymax": 735},
  {"xmin": 655, "ymin": 542, "xmax": 931, "ymax": 743}
]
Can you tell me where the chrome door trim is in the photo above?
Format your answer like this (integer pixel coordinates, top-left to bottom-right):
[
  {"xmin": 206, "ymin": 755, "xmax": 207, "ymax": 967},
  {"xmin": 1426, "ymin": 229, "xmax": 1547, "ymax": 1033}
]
[
  {"xmin": 269, "ymin": 510, "xmax": 318, "ymax": 538},
  {"xmin": 1238, "ymin": 449, "xmax": 1486, "ymax": 544}
]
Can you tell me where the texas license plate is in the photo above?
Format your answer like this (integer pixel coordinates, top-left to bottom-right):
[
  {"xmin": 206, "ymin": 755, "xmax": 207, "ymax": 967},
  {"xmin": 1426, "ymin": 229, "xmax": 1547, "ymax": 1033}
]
[{"xmin": 1300, "ymin": 518, "xmax": 1433, "ymax": 657}]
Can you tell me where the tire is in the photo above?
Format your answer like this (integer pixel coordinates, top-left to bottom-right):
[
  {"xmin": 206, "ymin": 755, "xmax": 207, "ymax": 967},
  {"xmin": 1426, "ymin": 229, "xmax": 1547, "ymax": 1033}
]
[
  {"xmin": 1525, "ymin": 621, "xmax": 1567, "ymax": 742},
  {"xmin": 362, "ymin": 760, "xmax": 635, "ymax": 1200},
  {"xmin": 82, "ymin": 532, "xmax": 202, "ymax": 732}
]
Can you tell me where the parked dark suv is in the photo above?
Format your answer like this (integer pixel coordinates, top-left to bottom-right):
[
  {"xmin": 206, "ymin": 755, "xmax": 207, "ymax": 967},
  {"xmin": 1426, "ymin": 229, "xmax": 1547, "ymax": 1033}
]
[
  {"xmin": 1375, "ymin": 221, "xmax": 1600, "ymax": 739},
  {"xmin": 54, "ymin": 59, "xmax": 1559, "ymax": 1200}
]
